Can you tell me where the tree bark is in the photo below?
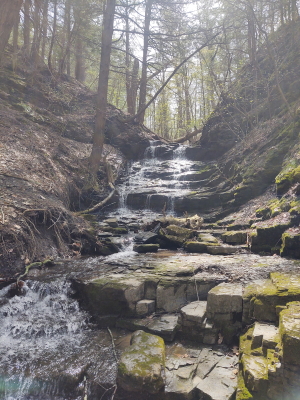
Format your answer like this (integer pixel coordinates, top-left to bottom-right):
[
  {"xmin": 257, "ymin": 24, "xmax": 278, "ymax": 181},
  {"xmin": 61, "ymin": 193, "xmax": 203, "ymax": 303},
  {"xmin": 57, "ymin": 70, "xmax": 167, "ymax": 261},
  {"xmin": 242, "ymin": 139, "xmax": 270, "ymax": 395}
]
[
  {"xmin": 136, "ymin": 0, "xmax": 153, "ymax": 124},
  {"xmin": 0, "ymin": 0, "xmax": 24, "ymax": 64},
  {"xmin": 173, "ymin": 127, "xmax": 202, "ymax": 144},
  {"xmin": 89, "ymin": 0, "xmax": 116, "ymax": 174},
  {"xmin": 48, "ymin": 0, "xmax": 57, "ymax": 72},
  {"xmin": 31, "ymin": 0, "xmax": 42, "ymax": 65},
  {"xmin": 23, "ymin": 0, "xmax": 31, "ymax": 53}
]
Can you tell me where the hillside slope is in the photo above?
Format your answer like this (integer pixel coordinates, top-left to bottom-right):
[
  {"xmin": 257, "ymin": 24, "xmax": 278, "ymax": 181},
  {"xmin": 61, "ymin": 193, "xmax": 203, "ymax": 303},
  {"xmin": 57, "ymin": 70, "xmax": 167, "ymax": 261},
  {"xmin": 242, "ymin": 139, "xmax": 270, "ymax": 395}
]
[
  {"xmin": 188, "ymin": 21, "xmax": 300, "ymax": 216},
  {"xmin": 0, "ymin": 58, "xmax": 155, "ymax": 278}
]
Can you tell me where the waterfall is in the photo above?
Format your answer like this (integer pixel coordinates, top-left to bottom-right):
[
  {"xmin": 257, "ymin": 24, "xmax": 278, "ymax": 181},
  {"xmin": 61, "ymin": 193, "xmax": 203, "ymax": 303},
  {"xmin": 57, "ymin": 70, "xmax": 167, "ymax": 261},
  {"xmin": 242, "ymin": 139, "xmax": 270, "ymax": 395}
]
[{"xmin": 107, "ymin": 142, "xmax": 193, "ymax": 221}]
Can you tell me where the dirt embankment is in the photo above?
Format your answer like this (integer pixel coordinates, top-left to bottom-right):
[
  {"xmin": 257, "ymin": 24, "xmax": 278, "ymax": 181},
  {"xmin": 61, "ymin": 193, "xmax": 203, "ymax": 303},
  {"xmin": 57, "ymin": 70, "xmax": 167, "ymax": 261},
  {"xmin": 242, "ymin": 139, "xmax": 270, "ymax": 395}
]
[{"xmin": 0, "ymin": 58, "xmax": 155, "ymax": 279}]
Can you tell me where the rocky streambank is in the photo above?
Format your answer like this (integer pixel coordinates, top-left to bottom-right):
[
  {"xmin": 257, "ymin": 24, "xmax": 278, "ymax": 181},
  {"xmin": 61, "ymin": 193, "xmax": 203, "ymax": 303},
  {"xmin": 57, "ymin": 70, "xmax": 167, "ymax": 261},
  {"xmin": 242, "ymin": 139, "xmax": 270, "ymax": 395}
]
[{"xmin": 12, "ymin": 210, "xmax": 298, "ymax": 400}]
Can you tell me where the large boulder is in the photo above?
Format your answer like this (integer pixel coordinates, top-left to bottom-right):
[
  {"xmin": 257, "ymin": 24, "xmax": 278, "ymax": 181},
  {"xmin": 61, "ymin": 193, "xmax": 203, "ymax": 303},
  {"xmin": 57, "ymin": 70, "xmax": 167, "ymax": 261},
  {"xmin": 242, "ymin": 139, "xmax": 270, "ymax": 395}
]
[{"xmin": 117, "ymin": 330, "xmax": 165, "ymax": 393}]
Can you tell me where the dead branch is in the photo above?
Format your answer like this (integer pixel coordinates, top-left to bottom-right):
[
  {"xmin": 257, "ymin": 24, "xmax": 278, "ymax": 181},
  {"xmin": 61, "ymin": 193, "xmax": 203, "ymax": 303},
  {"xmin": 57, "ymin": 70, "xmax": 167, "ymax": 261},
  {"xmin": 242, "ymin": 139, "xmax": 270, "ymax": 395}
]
[
  {"xmin": 173, "ymin": 127, "xmax": 202, "ymax": 144},
  {"xmin": 77, "ymin": 189, "xmax": 116, "ymax": 214},
  {"xmin": 107, "ymin": 327, "xmax": 118, "ymax": 363}
]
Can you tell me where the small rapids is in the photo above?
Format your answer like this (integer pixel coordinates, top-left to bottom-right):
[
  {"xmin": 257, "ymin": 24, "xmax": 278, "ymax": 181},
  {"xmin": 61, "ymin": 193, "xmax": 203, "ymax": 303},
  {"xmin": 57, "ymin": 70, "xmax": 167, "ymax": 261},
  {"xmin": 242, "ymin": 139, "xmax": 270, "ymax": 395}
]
[{"xmin": 0, "ymin": 279, "xmax": 122, "ymax": 399}]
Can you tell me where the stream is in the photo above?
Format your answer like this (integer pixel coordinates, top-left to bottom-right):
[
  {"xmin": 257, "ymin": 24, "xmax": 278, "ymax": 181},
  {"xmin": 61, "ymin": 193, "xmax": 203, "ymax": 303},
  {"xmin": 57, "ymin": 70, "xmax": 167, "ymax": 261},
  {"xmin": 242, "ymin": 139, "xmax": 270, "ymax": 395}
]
[
  {"xmin": 0, "ymin": 143, "xmax": 196, "ymax": 399},
  {"xmin": 1, "ymin": 142, "xmax": 297, "ymax": 399}
]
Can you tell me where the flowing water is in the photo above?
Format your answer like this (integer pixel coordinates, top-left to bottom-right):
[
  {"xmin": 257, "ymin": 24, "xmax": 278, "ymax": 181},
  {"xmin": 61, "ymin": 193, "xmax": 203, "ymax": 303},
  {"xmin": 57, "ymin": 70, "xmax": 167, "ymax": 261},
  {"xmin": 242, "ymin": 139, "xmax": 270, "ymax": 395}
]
[
  {"xmin": 0, "ymin": 142, "xmax": 197, "ymax": 399},
  {"xmin": 0, "ymin": 276, "xmax": 127, "ymax": 399},
  {"xmin": 108, "ymin": 142, "xmax": 195, "ymax": 222}
]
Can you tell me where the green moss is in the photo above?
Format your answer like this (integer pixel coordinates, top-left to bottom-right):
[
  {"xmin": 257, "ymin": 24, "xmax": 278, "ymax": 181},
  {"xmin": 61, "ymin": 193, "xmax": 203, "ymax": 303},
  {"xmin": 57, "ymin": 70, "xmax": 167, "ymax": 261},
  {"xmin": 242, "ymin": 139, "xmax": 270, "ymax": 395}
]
[
  {"xmin": 236, "ymin": 371, "xmax": 253, "ymax": 400},
  {"xmin": 276, "ymin": 162, "xmax": 300, "ymax": 194}
]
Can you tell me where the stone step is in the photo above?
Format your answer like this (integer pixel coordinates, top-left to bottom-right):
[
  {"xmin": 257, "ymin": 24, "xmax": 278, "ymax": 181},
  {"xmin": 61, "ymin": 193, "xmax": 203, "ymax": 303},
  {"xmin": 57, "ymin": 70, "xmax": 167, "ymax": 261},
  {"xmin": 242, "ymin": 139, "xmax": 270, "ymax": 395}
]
[{"xmin": 116, "ymin": 314, "xmax": 179, "ymax": 342}]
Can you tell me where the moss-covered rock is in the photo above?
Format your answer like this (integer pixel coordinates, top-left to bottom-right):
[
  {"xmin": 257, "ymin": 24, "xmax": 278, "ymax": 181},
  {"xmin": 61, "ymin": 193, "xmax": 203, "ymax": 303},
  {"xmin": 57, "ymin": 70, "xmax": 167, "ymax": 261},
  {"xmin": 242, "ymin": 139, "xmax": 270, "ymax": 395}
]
[
  {"xmin": 221, "ymin": 230, "xmax": 248, "ymax": 244},
  {"xmin": 250, "ymin": 214, "xmax": 291, "ymax": 253},
  {"xmin": 183, "ymin": 241, "xmax": 209, "ymax": 253},
  {"xmin": 241, "ymin": 354, "xmax": 269, "ymax": 394},
  {"xmin": 157, "ymin": 224, "xmax": 194, "ymax": 249},
  {"xmin": 117, "ymin": 330, "xmax": 165, "ymax": 393},
  {"xmin": 243, "ymin": 274, "xmax": 300, "ymax": 323},
  {"xmin": 280, "ymin": 229, "xmax": 300, "ymax": 258},
  {"xmin": 197, "ymin": 232, "xmax": 218, "ymax": 243},
  {"xmin": 276, "ymin": 163, "xmax": 300, "ymax": 195},
  {"xmin": 133, "ymin": 244, "xmax": 160, "ymax": 253},
  {"xmin": 101, "ymin": 226, "xmax": 128, "ymax": 235},
  {"xmin": 279, "ymin": 302, "xmax": 300, "ymax": 365},
  {"xmin": 165, "ymin": 224, "xmax": 194, "ymax": 238},
  {"xmin": 72, "ymin": 275, "xmax": 145, "ymax": 317}
]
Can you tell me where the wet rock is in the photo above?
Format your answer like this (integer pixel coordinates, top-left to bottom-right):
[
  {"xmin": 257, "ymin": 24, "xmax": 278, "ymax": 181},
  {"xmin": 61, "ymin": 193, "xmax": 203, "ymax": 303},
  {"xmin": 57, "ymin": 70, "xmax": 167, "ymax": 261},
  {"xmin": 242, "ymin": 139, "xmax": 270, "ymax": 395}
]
[
  {"xmin": 97, "ymin": 232, "xmax": 113, "ymax": 238},
  {"xmin": 117, "ymin": 330, "xmax": 165, "ymax": 393},
  {"xmin": 133, "ymin": 244, "xmax": 159, "ymax": 253},
  {"xmin": 73, "ymin": 275, "xmax": 145, "ymax": 317},
  {"xmin": 101, "ymin": 226, "xmax": 128, "ymax": 235},
  {"xmin": 117, "ymin": 315, "xmax": 179, "ymax": 342},
  {"xmin": 134, "ymin": 231, "xmax": 158, "ymax": 244},
  {"xmin": 104, "ymin": 218, "xmax": 119, "ymax": 228}
]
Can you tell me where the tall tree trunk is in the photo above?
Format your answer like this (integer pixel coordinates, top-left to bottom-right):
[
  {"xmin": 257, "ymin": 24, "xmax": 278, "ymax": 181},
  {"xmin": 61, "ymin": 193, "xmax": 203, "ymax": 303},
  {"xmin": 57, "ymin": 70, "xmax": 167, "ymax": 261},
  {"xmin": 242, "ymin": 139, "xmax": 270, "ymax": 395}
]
[
  {"xmin": 247, "ymin": 2, "xmax": 256, "ymax": 64},
  {"xmin": 74, "ymin": 4, "xmax": 85, "ymax": 82},
  {"xmin": 12, "ymin": 13, "xmax": 20, "ymax": 70},
  {"xmin": 137, "ymin": 0, "xmax": 153, "ymax": 124},
  {"xmin": 48, "ymin": 0, "xmax": 57, "ymax": 72},
  {"xmin": 75, "ymin": 34, "xmax": 85, "ymax": 82},
  {"xmin": 31, "ymin": 0, "xmax": 41, "ymax": 65},
  {"xmin": 41, "ymin": 0, "xmax": 48, "ymax": 61},
  {"xmin": 128, "ymin": 58, "xmax": 139, "ymax": 115},
  {"xmin": 23, "ymin": 0, "xmax": 31, "ymax": 53},
  {"xmin": 58, "ymin": 0, "xmax": 71, "ymax": 74},
  {"xmin": 89, "ymin": 0, "xmax": 116, "ymax": 174},
  {"xmin": 0, "ymin": 0, "xmax": 24, "ymax": 64}
]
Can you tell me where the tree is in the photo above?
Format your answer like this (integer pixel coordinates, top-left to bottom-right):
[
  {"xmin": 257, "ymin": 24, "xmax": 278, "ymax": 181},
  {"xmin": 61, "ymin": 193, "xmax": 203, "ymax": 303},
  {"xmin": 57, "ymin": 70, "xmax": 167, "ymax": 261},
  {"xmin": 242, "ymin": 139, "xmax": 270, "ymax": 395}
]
[
  {"xmin": 89, "ymin": 0, "xmax": 116, "ymax": 174},
  {"xmin": 0, "ymin": 0, "xmax": 24, "ymax": 64}
]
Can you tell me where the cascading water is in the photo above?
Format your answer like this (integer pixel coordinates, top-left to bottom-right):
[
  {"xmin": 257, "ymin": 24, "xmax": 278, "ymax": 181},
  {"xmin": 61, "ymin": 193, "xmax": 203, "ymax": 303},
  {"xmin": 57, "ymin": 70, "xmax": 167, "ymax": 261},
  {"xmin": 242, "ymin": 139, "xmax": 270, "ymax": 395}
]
[
  {"xmin": 0, "ymin": 276, "xmax": 121, "ymax": 400},
  {"xmin": 108, "ymin": 141, "xmax": 193, "ymax": 221}
]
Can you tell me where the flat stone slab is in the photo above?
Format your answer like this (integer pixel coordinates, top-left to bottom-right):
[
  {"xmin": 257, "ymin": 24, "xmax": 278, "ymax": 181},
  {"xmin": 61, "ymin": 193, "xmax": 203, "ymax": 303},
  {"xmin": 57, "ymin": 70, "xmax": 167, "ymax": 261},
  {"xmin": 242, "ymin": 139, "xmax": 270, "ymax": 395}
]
[
  {"xmin": 181, "ymin": 301, "xmax": 207, "ymax": 324},
  {"xmin": 165, "ymin": 344, "xmax": 238, "ymax": 400},
  {"xmin": 206, "ymin": 245, "xmax": 240, "ymax": 255},
  {"xmin": 207, "ymin": 282, "xmax": 243, "ymax": 314},
  {"xmin": 116, "ymin": 314, "xmax": 179, "ymax": 341}
]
